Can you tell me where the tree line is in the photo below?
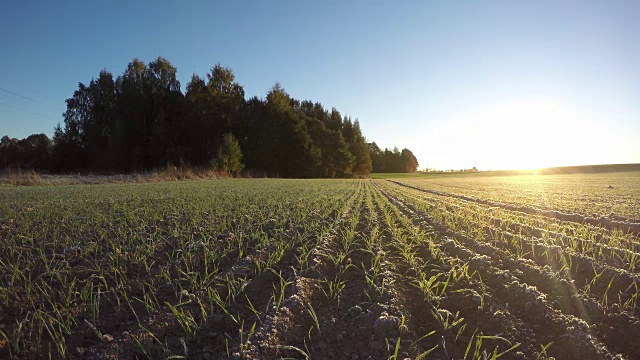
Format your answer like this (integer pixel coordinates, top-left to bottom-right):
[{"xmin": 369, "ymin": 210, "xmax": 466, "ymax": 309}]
[
  {"xmin": 369, "ymin": 143, "xmax": 419, "ymax": 173},
  {"xmin": 1, "ymin": 57, "xmax": 419, "ymax": 177}
]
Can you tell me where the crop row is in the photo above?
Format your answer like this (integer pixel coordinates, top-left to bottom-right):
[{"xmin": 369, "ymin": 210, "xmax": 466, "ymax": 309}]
[
  {"xmin": 0, "ymin": 180, "xmax": 360, "ymax": 358},
  {"xmin": 399, "ymin": 172, "xmax": 640, "ymax": 222},
  {"xmin": 392, "ymin": 180, "xmax": 640, "ymax": 236},
  {"xmin": 389, "ymin": 180, "xmax": 640, "ymax": 271},
  {"xmin": 2, "ymin": 177, "xmax": 636, "ymax": 359},
  {"xmin": 377, "ymin": 180, "xmax": 638, "ymax": 358},
  {"xmin": 379, "ymin": 181, "xmax": 640, "ymax": 311}
]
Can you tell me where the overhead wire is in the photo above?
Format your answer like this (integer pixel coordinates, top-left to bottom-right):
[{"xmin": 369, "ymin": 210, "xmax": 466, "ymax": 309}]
[
  {"xmin": 0, "ymin": 86, "xmax": 65, "ymax": 112},
  {"xmin": 0, "ymin": 103, "xmax": 59, "ymax": 121}
]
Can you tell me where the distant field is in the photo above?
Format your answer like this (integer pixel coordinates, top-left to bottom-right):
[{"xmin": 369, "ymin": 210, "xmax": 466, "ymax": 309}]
[
  {"xmin": 372, "ymin": 163, "xmax": 640, "ymax": 180},
  {"xmin": 397, "ymin": 171, "xmax": 640, "ymax": 220},
  {"xmin": 370, "ymin": 172, "xmax": 433, "ymax": 179},
  {"xmin": 372, "ymin": 172, "xmax": 491, "ymax": 179},
  {"xmin": 1, "ymin": 175, "xmax": 639, "ymax": 359}
]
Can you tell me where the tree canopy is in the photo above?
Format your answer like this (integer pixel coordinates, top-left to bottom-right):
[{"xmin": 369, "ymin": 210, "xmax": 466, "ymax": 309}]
[
  {"xmin": 369, "ymin": 143, "xmax": 419, "ymax": 173},
  {"xmin": 1, "ymin": 57, "xmax": 418, "ymax": 177},
  {"xmin": 214, "ymin": 133, "xmax": 244, "ymax": 175}
]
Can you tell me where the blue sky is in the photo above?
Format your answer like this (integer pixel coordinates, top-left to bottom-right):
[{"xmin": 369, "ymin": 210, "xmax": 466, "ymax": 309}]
[{"xmin": 1, "ymin": 0, "xmax": 639, "ymax": 170}]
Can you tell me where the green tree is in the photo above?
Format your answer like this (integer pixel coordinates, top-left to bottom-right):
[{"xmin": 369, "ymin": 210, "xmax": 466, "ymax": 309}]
[
  {"xmin": 147, "ymin": 57, "xmax": 183, "ymax": 166},
  {"xmin": 368, "ymin": 142, "xmax": 383, "ymax": 172},
  {"xmin": 206, "ymin": 64, "xmax": 245, "ymax": 157},
  {"xmin": 264, "ymin": 83, "xmax": 320, "ymax": 177},
  {"xmin": 213, "ymin": 133, "xmax": 244, "ymax": 175},
  {"xmin": 184, "ymin": 74, "xmax": 209, "ymax": 164},
  {"xmin": 113, "ymin": 58, "xmax": 152, "ymax": 170},
  {"xmin": 36, "ymin": 55, "xmax": 415, "ymax": 178},
  {"xmin": 87, "ymin": 70, "xmax": 117, "ymax": 169},
  {"xmin": 342, "ymin": 117, "xmax": 372, "ymax": 175},
  {"xmin": 401, "ymin": 148, "xmax": 419, "ymax": 172},
  {"xmin": 321, "ymin": 129, "xmax": 354, "ymax": 177}
]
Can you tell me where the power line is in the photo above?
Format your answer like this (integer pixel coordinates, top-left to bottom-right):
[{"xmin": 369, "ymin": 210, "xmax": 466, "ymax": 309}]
[
  {"xmin": 0, "ymin": 103, "xmax": 59, "ymax": 121},
  {"xmin": 0, "ymin": 74, "xmax": 50, "ymax": 100},
  {"xmin": 0, "ymin": 86, "xmax": 64, "ymax": 112}
]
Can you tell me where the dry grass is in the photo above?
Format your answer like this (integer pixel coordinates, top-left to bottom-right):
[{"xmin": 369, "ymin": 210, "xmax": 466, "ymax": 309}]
[
  {"xmin": 147, "ymin": 166, "xmax": 229, "ymax": 182},
  {"xmin": 0, "ymin": 166, "xmax": 239, "ymax": 186},
  {"xmin": 0, "ymin": 169, "xmax": 50, "ymax": 186}
]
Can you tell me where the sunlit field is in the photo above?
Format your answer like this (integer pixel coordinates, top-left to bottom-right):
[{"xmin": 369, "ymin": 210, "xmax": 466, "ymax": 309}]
[
  {"xmin": 393, "ymin": 171, "xmax": 640, "ymax": 220},
  {"xmin": 1, "ymin": 174, "xmax": 640, "ymax": 359}
]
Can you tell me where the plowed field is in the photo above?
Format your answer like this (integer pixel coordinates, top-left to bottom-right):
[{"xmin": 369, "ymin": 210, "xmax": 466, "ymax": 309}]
[{"xmin": 1, "ymin": 173, "xmax": 639, "ymax": 359}]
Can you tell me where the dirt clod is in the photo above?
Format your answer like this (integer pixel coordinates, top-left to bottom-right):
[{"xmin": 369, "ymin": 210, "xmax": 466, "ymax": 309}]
[{"xmin": 373, "ymin": 314, "xmax": 401, "ymax": 337}]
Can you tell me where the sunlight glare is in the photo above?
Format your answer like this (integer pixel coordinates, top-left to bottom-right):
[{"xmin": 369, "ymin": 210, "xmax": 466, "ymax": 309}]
[{"xmin": 423, "ymin": 100, "xmax": 619, "ymax": 170}]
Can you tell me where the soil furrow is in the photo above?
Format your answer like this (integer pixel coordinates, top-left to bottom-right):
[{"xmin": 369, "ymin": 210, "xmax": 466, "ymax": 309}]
[
  {"xmin": 389, "ymin": 180, "xmax": 640, "ymax": 236},
  {"xmin": 376, "ymin": 181, "xmax": 616, "ymax": 359}
]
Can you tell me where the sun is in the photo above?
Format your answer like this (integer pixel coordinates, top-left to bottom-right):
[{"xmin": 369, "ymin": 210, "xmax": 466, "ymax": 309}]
[
  {"xmin": 412, "ymin": 99, "xmax": 622, "ymax": 171},
  {"xmin": 452, "ymin": 101, "xmax": 616, "ymax": 171}
]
